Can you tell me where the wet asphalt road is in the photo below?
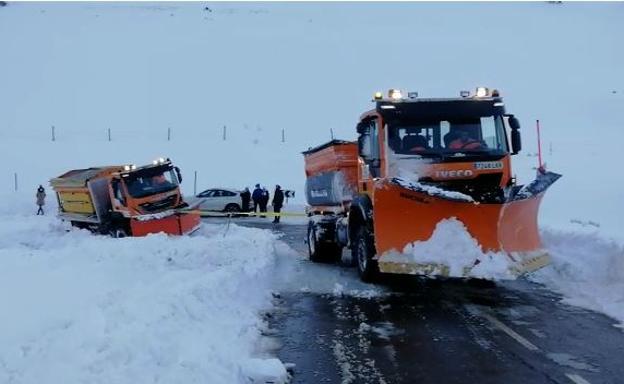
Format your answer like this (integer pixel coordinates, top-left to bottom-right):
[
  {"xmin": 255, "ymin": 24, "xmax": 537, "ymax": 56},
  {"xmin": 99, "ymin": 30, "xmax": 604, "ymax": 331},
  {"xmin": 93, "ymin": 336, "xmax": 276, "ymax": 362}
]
[{"xmin": 206, "ymin": 218, "xmax": 624, "ymax": 384}]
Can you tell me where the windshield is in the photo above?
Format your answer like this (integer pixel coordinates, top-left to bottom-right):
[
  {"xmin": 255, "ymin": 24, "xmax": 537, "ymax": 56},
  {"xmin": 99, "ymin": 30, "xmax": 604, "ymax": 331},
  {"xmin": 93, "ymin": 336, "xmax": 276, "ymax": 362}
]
[
  {"xmin": 387, "ymin": 115, "xmax": 508, "ymax": 157},
  {"xmin": 125, "ymin": 170, "xmax": 179, "ymax": 198}
]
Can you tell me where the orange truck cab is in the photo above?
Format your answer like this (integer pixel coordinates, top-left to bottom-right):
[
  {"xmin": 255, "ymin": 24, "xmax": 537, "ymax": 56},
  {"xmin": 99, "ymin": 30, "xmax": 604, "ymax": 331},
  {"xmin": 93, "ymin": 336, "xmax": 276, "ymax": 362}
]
[
  {"xmin": 304, "ymin": 88, "xmax": 560, "ymax": 282},
  {"xmin": 50, "ymin": 158, "xmax": 200, "ymax": 237}
]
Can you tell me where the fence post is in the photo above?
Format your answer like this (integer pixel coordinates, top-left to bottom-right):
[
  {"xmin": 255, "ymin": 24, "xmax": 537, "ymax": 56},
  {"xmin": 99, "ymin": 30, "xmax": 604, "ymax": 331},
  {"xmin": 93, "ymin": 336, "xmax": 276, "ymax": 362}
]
[
  {"xmin": 330, "ymin": 128, "xmax": 334, "ymax": 140},
  {"xmin": 51, "ymin": 125, "xmax": 56, "ymax": 141},
  {"xmin": 167, "ymin": 127, "xmax": 171, "ymax": 141},
  {"xmin": 108, "ymin": 128, "xmax": 111, "ymax": 142},
  {"xmin": 223, "ymin": 125, "xmax": 227, "ymax": 141},
  {"xmin": 14, "ymin": 172, "xmax": 18, "ymax": 191},
  {"xmin": 193, "ymin": 171, "xmax": 197, "ymax": 195},
  {"xmin": 281, "ymin": 128, "xmax": 285, "ymax": 143}
]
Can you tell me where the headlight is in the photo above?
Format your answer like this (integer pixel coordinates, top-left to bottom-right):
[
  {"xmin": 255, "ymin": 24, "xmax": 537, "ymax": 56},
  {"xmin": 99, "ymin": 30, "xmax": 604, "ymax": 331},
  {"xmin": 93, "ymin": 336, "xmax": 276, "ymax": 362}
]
[{"xmin": 476, "ymin": 87, "xmax": 489, "ymax": 97}]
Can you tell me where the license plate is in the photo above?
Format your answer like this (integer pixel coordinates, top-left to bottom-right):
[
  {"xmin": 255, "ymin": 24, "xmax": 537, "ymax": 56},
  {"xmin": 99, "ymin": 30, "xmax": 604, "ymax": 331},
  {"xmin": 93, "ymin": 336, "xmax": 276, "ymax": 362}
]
[{"xmin": 474, "ymin": 161, "xmax": 503, "ymax": 170}]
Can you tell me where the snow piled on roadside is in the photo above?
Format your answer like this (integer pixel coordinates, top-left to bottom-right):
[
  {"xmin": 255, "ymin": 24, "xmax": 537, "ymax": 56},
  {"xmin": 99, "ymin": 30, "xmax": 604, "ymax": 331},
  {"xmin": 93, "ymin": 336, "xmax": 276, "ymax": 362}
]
[
  {"xmin": 0, "ymin": 214, "xmax": 287, "ymax": 384},
  {"xmin": 532, "ymin": 230, "xmax": 624, "ymax": 327},
  {"xmin": 389, "ymin": 218, "xmax": 514, "ymax": 280}
]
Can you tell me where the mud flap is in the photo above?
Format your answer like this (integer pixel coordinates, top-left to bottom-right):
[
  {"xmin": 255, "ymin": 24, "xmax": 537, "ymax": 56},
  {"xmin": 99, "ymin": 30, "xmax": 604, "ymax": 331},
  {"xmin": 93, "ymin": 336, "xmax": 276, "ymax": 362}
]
[{"xmin": 372, "ymin": 171, "xmax": 561, "ymax": 277}]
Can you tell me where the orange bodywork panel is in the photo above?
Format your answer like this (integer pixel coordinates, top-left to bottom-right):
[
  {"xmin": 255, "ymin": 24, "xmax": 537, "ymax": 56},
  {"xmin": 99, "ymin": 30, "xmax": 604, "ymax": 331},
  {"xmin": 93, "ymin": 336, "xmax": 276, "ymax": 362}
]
[{"xmin": 304, "ymin": 141, "xmax": 359, "ymax": 182}]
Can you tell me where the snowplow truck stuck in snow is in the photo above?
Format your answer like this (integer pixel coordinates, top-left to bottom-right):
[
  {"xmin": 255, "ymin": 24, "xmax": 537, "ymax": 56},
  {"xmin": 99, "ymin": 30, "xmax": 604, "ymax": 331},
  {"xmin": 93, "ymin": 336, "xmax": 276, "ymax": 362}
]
[
  {"xmin": 50, "ymin": 159, "xmax": 200, "ymax": 237},
  {"xmin": 304, "ymin": 88, "xmax": 561, "ymax": 282}
]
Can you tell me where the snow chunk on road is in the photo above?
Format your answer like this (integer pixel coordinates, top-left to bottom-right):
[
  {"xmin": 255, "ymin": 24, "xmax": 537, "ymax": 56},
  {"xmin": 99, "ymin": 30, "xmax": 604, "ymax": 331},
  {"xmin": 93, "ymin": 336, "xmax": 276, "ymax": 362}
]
[
  {"xmin": 0, "ymin": 215, "xmax": 285, "ymax": 383},
  {"xmin": 531, "ymin": 230, "xmax": 624, "ymax": 327},
  {"xmin": 388, "ymin": 218, "xmax": 514, "ymax": 280}
]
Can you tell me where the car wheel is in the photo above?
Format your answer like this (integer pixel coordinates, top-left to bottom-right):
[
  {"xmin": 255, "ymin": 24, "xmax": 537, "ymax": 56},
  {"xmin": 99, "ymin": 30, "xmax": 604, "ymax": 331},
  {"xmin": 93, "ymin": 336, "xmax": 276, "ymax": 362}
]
[{"xmin": 224, "ymin": 203, "xmax": 241, "ymax": 213}]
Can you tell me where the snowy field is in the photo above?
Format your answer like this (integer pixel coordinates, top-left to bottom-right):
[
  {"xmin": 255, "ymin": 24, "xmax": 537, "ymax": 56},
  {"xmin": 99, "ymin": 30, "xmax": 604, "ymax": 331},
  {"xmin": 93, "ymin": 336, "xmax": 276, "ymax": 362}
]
[
  {"xmin": 0, "ymin": 212, "xmax": 288, "ymax": 383},
  {"xmin": 0, "ymin": 2, "xmax": 623, "ymax": 382}
]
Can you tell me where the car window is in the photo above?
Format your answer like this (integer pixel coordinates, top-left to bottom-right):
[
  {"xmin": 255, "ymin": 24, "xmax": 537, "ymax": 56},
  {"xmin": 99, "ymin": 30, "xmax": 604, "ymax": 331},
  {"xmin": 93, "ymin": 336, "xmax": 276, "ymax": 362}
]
[
  {"xmin": 198, "ymin": 190, "xmax": 215, "ymax": 197},
  {"xmin": 222, "ymin": 190, "xmax": 236, "ymax": 197},
  {"xmin": 213, "ymin": 190, "xmax": 223, "ymax": 197}
]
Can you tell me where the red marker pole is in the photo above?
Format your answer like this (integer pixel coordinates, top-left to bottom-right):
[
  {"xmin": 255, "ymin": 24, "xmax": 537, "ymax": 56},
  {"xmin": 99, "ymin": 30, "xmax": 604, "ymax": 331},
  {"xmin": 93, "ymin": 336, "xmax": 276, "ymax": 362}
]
[{"xmin": 536, "ymin": 119, "xmax": 544, "ymax": 171}]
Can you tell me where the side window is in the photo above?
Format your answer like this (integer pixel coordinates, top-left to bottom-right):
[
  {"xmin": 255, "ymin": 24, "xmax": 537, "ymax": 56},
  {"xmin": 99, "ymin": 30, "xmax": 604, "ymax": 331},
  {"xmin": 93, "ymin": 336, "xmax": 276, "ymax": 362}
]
[
  {"xmin": 112, "ymin": 179, "xmax": 126, "ymax": 206},
  {"xmin": 223, "ymin": 190, "xmax": 236, "ymax": 197},
  {"xmin": 369, "ymin": 119, "xmax": 380, "ymax": 161}
]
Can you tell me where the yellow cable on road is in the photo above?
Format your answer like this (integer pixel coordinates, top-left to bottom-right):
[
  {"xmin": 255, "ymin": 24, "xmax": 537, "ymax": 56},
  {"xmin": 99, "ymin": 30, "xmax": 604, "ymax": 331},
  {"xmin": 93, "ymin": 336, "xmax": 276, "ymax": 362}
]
[{"xmin": 178, "ymin": 209, "xmax": 308, "ymax": 218}]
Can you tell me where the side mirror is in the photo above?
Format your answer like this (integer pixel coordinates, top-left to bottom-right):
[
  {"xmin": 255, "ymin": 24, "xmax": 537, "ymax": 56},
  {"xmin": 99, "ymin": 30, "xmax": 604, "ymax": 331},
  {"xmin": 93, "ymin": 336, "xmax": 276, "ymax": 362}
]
[
  {"xmin": 174, "ymin": 166, "xmax": 183, "ymax": 183},
  {"xmin": 511, "ymin": 128, "xmax": 522, "ymax": 154},
  {"xmin": 356, "ymin": 122, "xmax": 368, "ymax": 134},
  {"xmin": 509, "ymin": 116, "xmax": 520, "ymax": 130}
]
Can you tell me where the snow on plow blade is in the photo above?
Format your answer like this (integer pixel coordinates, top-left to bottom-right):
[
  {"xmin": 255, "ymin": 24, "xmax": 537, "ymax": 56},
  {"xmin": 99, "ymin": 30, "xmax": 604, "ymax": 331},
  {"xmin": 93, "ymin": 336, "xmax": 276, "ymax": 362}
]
[{"xmin": 373, "ymin": 171, "xmax": 561, "ymax": 278}]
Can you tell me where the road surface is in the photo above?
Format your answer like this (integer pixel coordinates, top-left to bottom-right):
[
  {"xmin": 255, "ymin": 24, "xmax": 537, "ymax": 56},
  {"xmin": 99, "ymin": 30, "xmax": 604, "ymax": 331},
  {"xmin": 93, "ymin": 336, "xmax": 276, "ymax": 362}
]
[{"xmin": 205, "ymin": 217, "xmax": 624, "ymax": 384}]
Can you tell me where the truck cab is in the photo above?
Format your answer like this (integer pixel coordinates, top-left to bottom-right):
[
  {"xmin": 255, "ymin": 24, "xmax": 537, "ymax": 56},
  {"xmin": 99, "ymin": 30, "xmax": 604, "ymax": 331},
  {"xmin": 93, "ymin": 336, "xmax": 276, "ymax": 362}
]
[
  {"xmin": 110, "ymin": 159, "xmax": 185, "ymax": 217},
  {"xmin": 356, "ymin": 88, "xmax": 522, "ymax": 202}
]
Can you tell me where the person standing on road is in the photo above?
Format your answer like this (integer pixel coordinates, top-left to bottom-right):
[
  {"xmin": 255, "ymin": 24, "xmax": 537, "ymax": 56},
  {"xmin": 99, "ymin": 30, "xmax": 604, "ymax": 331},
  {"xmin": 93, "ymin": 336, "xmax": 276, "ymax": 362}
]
[
  {"xmin": 259, "ymin": 187, "xmax": 269, "ymax": 218},
  {"xmin": 36, "ymin": 185, "xmax": 46, "ymax": 215},
  {"xmin": 240, "ymin": 187, "xmax": 251, "ymax": 212},
  {"xmin": 272, "ymin": 185, "xmax": 284, "ymax": 223},
  {"xmin": 252, "ymin": 184, "xmax": 263, "ymax": 213}
]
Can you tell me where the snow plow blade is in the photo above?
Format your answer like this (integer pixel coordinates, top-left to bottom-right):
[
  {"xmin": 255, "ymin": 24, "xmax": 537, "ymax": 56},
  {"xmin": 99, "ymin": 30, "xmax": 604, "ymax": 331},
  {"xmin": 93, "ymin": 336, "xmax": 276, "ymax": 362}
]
[
  {"xmin": 372, "ymin": 171, "xmax": 561, "ymax": 278},
  {"xmin": 130, "ymin": 212, "xmax": 201, "ymax": 237}
]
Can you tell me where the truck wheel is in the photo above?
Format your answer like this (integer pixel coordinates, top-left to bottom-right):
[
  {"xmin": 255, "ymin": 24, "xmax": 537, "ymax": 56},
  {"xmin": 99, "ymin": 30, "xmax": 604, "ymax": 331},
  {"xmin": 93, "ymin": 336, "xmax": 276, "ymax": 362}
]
[
  {"xmin": 353, "ymin": 227, "xmax": 378, "ymax": 282},
  {"xmin": 110, "ymin": 228, "xmax": 128, "ymax": 238},
  {"xmin": 307, "ymin": 223, "xmax": 323, "ymax": 262}
]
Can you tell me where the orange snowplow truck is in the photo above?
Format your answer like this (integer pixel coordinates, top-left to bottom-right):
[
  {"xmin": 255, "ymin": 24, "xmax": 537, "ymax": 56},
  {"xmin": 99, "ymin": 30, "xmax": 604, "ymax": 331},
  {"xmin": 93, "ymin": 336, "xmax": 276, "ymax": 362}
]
[
  {"xmin": 304, "ymin": 88, "xmax": 561, "ymax": 282},
  {"xmin": 50, "ymin": 158, "xmax": 200, "ymax": 237}
]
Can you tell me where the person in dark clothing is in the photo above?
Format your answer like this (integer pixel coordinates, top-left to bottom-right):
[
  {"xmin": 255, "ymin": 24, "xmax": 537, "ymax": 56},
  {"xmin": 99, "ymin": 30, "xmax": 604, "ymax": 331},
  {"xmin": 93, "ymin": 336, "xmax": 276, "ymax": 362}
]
[
  {"xmin": 240, "ymin": 187, "xmax": 251, "ymax": 212},
  {"xmin": 252, "ymin": 184, "xmax": 263, "ymax": 213},
  {"xmin": 36, "ymin": 185, "xmax": 46, "ymax": 215},
  {"xmin": 272, "ymin": 185, "xmax": 285, "ymax": 223},
  {"xmin": 259, "ymin": 187, "xmax": 269, "ymax": 218}
]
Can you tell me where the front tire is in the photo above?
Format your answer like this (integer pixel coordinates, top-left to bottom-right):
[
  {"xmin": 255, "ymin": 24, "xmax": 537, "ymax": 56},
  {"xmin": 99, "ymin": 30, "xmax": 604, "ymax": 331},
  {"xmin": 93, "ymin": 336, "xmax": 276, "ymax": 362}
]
[
  {"xmin": 353, "ymin": 226, "xmax": 378, "ymax": 282},
  {"xmin": 110, "ymin": 228, "xmax": 128, "ymax": 238},
  {"xmin": 224, "ymin": 203, "xmax": 241, "ymax": 213}
]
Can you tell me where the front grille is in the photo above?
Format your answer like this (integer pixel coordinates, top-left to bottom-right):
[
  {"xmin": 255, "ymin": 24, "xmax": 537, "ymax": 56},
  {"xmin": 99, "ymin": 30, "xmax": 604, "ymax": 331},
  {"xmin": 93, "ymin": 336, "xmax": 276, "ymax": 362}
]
[
  {"xmin": 435, "ymin": 173, "xmax": 505, "ymax": 203},
  {"xmin": 140, "ymin": 195, "xmax": 177, "ymax": 212}
]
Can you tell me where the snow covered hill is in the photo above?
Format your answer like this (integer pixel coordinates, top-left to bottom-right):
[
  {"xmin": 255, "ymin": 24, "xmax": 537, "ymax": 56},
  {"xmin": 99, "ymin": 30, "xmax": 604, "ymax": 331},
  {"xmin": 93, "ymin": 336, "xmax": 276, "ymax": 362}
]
[{"xmin": 1, "ymin": 2, "xmax": 622, "ymax": 241}]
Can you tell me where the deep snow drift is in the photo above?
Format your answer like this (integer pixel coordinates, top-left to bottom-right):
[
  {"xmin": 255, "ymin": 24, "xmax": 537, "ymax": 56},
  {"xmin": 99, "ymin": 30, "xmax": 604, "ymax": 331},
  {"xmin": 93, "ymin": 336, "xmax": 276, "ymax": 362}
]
[
  {"xmin": 0, "ymin": 213, "xmax": 287, "ymax": 384},
  {"xmin": 533, "ymin": 230, "xmax": 624, "ymax": 327}
]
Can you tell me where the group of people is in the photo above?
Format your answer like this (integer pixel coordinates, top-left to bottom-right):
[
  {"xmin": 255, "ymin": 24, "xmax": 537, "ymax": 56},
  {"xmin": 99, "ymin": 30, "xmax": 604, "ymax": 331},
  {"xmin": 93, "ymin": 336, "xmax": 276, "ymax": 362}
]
[{"xmin": 240, "ymin": 184, "xmax": 285, "ymax": 223}]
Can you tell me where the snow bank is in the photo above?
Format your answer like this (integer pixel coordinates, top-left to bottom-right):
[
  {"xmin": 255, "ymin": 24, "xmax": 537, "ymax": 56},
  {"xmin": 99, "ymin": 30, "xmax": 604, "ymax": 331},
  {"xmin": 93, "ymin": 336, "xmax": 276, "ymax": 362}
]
[
  {"xmin": 0, "ymin": 214, "xmax": 286, "ymax": 383},
  {"xmin": 386, "ymin": 218, "xmax": 514, "ymax": 280},
  {"xmin": 532, "ymin": 230, "xmax": 624, "ymax": 327}
]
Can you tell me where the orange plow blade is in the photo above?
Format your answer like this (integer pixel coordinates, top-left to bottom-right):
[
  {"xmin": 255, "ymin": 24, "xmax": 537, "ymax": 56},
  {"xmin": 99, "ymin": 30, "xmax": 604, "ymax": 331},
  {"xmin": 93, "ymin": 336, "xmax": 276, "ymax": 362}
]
[
  {"xmin": 130, "ymin": 212, "xmax": 201, "ymax": 237},
  {"xmin": 372, "ymin": 172, "xmax": 561, "ymax": 278}
]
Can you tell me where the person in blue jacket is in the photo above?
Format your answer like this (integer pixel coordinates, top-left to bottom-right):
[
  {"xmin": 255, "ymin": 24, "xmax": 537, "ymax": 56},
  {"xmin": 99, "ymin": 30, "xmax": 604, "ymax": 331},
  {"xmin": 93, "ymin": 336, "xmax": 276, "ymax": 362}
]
[{"xmin": 252, "ymin": 184, "xmax": 263, "ymax": 213}]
